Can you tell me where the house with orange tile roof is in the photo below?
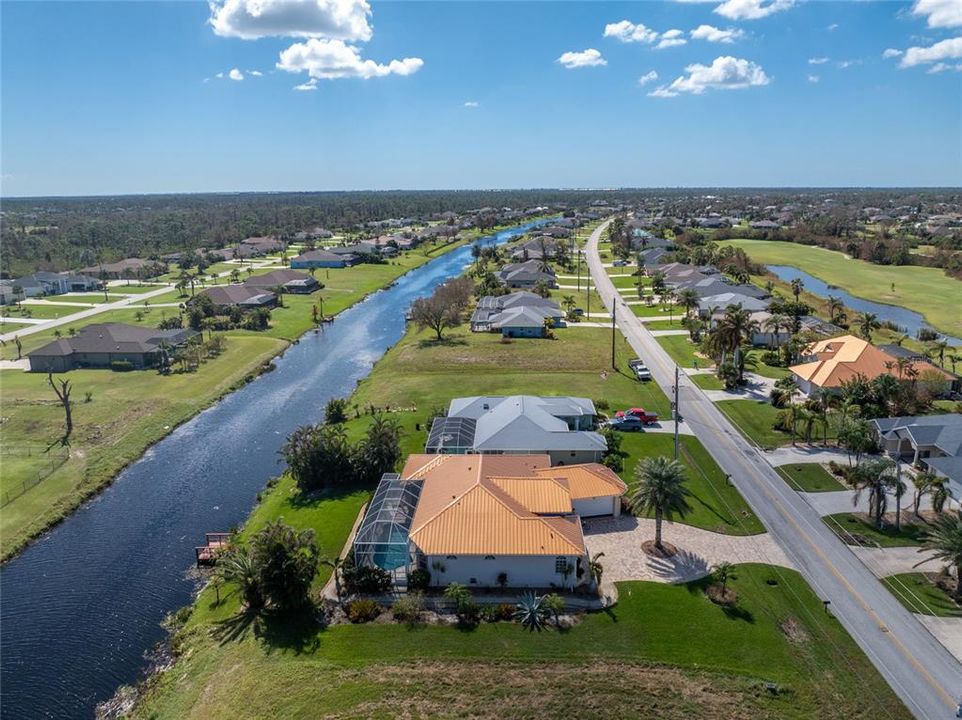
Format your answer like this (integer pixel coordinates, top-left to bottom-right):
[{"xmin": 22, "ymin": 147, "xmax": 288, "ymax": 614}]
[
  {"xmin": 352, "ymin": 454, "xmax": 626, "ymax": 588},
  {"xmin": 789, "ymin": 334, "xmax": 954, "ymax": 396}
]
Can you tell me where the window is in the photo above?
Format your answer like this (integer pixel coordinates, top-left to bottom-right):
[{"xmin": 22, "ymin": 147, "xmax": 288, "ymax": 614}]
[
  {"xmin": 446, "ymin": 555, "xmax": 457, "ymax": 560},
  {"xmin": 555, "ymin": 556, "xmax": 569, "ymax": 573},
  {"xmin": 484, "ymin": 555, "xmax": 496, "ymax": 560}
]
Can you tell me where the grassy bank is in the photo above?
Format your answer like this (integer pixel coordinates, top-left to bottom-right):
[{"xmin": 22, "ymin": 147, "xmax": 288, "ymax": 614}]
[
  {"xmin": 718, "ymin": 239, "xmax": 962, "ymax": 340},
  {"xmin": 776, "ymin": 463, "xmax": 846, "ymax": 493},
  {"xmin": 882, "ymin": 573, "xmax": 962, "ymax": 617}
]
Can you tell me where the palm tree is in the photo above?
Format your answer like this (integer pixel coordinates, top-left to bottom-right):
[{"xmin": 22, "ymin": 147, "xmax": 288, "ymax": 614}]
[
  {"xmin": 676, "ymin": 288, "xmax": 700, "ymax": 319},
  {"xmin": 825, "ymin": 295, "xmax": 845, "ymax": 325},
  {"xmin": 850, "ymin": 458, "xmax": 896, "ymax": 529},
  {"xmin": 216, "ymin": 544, "xmax": 264, "ymax": 610},
  {"xmin": 713, "ymin": 304, "xmax": 759, "ymax": 383},
  {"xmin": 561, "ymin": 294, "xmax": 576, "ymax": 315},
  {"xmin": 629, "ymin": 456, "xmax": 692, "ymax": 551},
  {"xmin": 855, "ymin": 311, "xmax": 880, "ymax": 340},
  {"xmin": 229, "ymin": 268, "xmax": 241, "ymax": 284},
  {"xmin": 930, "ymin": 339, "xmax": 949, "ymax": 368},
  {"xmin": 711, "ymin": 562, "xmax": 736, "ymax": 593},
  {"xmin": 913, "ymin": 472, "xmax": 949, "ymax": 516},
  {"xmin": 916, "ymin": 511, "xmax": 962, "ymax": 600},
  {"xmin": 763, "ymin": 312, "xmax": 790, "ymax": 349},
  {"xmin": 790, "ymin": 277, "xmax": 804, "ymax": 303},
  {"xmin": 588, "ymin": 552, "xmax": 605, "ymax": 587}
]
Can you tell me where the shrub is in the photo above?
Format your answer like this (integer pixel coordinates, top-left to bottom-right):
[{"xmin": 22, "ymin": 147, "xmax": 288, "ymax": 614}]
[
  {"xmin": 347, "ymin": 599, "xmax": 382, "ymax": 623},
  {"xmin": 481, "ymin": 605, "xmax": 500, "ymax": 623},
  {"xmin": 324, "ymin": 397, "xmax": 348, "ymax": 425},
  {"xmin": 391, "ymin": 592, "xmax": 424, "ymax": 624},
  {"xmin": 407, "ymin": 568, "xmax": 431, "ymax": 591},
  {"xmin": 496, "ymin": 603, "xmax": 516, "ymax": 621},
  {"xmin": 594, "ymin": 398, "xmax": 610, "ymax": 411},
  {"xmin": 342, "ymin": 556, "xmax": 393, "ymax": 595},
  {"xmin": 110, "ymin": 360, "xmax": 135, "ymax": 372},
  {"xmin": 251, "ymin": 521, "xmax": 319, "ymax": 610}
]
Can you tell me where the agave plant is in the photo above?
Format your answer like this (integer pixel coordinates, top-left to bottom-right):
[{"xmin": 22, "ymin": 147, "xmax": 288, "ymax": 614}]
[{"xmin": 513, "ymin": 592, "xmax": 550, "ymax": 632}]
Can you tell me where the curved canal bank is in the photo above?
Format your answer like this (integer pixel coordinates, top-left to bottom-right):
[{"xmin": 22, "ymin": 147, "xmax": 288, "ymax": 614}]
[
  {"xmin": 0, "ymin": 220, "xmax": 548, "ymax": 720},
  {"xmin": 766, "ymin": 264, "xmax": 962, "ymax": 346}
]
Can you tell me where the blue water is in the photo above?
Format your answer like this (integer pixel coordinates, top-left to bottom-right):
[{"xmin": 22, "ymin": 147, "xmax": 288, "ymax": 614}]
[
  {"xmin": 0, "ymin": 219, "xmax": 550, "ymax": 720},
  {"xmin": 767, "ymin": 264, "xmax": 962, "ymax": 346}
]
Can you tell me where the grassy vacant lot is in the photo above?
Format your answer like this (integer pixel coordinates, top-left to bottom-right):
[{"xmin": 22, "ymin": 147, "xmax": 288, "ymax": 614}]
[
  {"xmin": 716, "ymin": 400, "xmax": 790, "ymax": 449},
  {"xmin": 656, "ymin": 334, "xmax": 707, "ymax": 368},
  {"xmin": 823, "ymin": 513, "xmax": 930, "ymax": 548},
  {"xmin": 0, "ymin": 335, "xmax": 284, "ymax": 560},
  {"xmin": 719, "ymin": 239, "xmax": 962, "ymax": 340},
  {"xmin": 134, "ymin": 564, "xmax": 911, "ymax": 720},
  {"xmin": 777, "ymin": 464, "xmax": 846, "ymax": 493},
  {"xmin": 882, "ymin": 573, "xmax": 962, "ymax": 617}
]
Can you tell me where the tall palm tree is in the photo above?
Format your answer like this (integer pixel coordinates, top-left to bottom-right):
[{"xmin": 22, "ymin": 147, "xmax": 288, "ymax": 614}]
[
  {"xmin": 713, "ymin": 304, "xmax": 759, "ymax": 382},
  {"xmin": 855, "ymin": 311, "xmax": 881, "ymax": 340},
  {"xmin": 763, "ymin": 313, "xmax": 790, "ymax": 349},
  {"xmin": 916, "ymin": 511, "xmax": 962, "ymax": 600},
  {"xmin": 216, "ymin": 544, "xmax": 264, "ymax": 610},
  {"xmin": 850, "ymin": 458, "xmax": 896, "ymax": 529},
  {"xmin": 676, "ymin": 288, "xmax": 700, "ymax": 319},
  {"xmin": 321, "ymin": 556, "xmax": 345, "ymax": 607},
  {"xmin": 790, "ymin": 277, "xmax": 804, "ymax": 303},
  {"xmin": 561, "ymin": 294, "xmax": 576, "ymax": 314},
  {"xmin": 629, "ymin": 456, "xmax": 692, "ymax": 551},
  {"xmin": 930, "ymin": 339, "xmax": 949, "ymax": 368}
]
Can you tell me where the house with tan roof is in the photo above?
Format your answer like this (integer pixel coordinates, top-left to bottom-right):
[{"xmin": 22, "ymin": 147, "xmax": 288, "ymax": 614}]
[
  {"xmin": 789, "ymin": 334, "xmax": 954, "ymax": 396},
  {"xmin": 352, "ymin": 454, "xmax": 626, "ymax": 588}
]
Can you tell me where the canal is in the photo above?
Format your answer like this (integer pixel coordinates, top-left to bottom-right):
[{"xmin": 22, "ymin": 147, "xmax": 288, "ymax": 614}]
[
  {"xmin": 0, "ymin": 219, "xmax": 549, "ymax": 719},
  {"xmin": 767, "ymin": 264, "xmax": 962, "ymax": 346}
]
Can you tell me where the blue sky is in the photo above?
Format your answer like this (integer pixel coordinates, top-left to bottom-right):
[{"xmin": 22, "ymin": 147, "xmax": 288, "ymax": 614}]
[{"xmin": 2, "ymin": 1, "xmax": 960, "ymax": 196}]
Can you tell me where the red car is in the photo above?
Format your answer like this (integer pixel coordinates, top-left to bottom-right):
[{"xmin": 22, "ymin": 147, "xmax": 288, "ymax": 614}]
[{"xmin": 614, "ymin": 408, "xmax": 659, "ymax": 425}]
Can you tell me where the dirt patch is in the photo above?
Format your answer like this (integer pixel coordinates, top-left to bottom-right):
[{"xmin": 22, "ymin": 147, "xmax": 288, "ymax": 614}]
[
  {"xmin": 779, "ymin": 616, "xmax": 810, "ymax": 644},
  {"xmin": 642, "ymin": 540, "xmax": 678, "ymax": 558},
  {"xmin": 706, "ymin": 584, "xmax": 738, "ymax": 606},
  {"xmin": 326, "ymin": 660, "xmax": 785, "ymax": 720}
]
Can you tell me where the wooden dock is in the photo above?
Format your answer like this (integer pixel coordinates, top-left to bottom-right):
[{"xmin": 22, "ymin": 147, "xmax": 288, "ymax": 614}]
[{"xmin": 194, "ymin": 532, "xmax": 231, "ymax": 567}]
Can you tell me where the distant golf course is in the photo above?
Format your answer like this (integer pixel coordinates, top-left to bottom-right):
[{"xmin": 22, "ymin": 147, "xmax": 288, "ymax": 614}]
[{"xmin": 719, "ymin": 239, "xmax": 962, "ymax": 340}]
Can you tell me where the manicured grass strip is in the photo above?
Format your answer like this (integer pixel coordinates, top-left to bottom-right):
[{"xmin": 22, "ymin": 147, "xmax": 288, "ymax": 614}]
[
  {"xmin": 746, "ymin": 350, "xmax": 792, "ymax": 380},
  {"xmin": 715, "ymin": 400, "xmax": 790, "ymax": 450},
  {"xmin": 718, "ymin": 239, "xmax": 962, "ymax": 339},
  {"xmin": 690, "ymin": 373, "xmax": 725, "ymax": 390},
  {"xmin": 137, "ymin": 564, "xmax": 912, "ymax": 720},
  {"xmin": 776, "ymin": 464, "xmax": 846, "ymax": 493},
  {"xmin": 655, "ymin": 335, "xmax": 703, "ymax": 368},
  {"xmin": 881, "ymin": 573, "xmax": 962, "ymax": 617},
  {"xmin": 822, "ymin": 513, "xmax": 930, "ymax": 548}
]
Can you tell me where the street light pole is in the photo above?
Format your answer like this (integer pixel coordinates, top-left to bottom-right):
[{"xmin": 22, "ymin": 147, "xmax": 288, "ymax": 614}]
[
  {"xmin": 611, "ymin": 302, "xmax": 616, "ymax": 370},
  {"xmin": 673, "ymin": 364, "xmax": 680, "ymax": 461}
]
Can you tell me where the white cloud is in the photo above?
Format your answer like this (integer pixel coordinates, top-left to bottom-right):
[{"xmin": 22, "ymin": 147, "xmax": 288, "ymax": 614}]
[
  {"xmin": 648, "ymin": 55, "xmax": 770, "ymax": 97},
  {"xmin": 807, "ymin": 74, "xmax": 820, "ymax": 83},
  {"xmin": 656, "ymin": 29, "xmax": 688, "ymax": 49},
  {"xmin": 463, "ymin": 100, "xmax": 479, "ymax": 108},
  {"xmin": 836, "ymin": 59, "xmax": 861, "ymax": 69},
  {"xmin": 899, "ymin": 36, "xmax": 962, "ymax": 67},
  {"xmin": 808, "ymin": 57, "xmax": 829, "ymax": 65},
  {"xmin": 714, "ymin": 0, "xmax": 794, "ymax": 21},
  {"xmin": 557, "ymin": 48, "xmax": 607, "ymax": 68},
  {"xmin": 229, "ymin": 67, "xmax": 245, "ymax": 80},
  {"xmin": 911, "ymin": 0, "xmax": 962, "ymax": 29},
  {"xmin": 208, "ymin": 0, "xmax": 373, "ymax": 41},
  {"xmin": 277, "ymin": 38, "xmax": 423, "ymax": 79},
  {"xmin": 604, "ymin": 20, "xmax": 658, "ymax": 44},
  {"xmin": 690, "ymin": 24, "xmax": 746, "ymax": 43},
  {"xmin": 215, "ymin": 71, "xmax": 224, "ymax": 78},
  {"xmin": 248, "ymin": 69, "xmax": 264, "ymax": 76},
  {"xmin": 882, "ymin": 48, "xmax": 904, "ymax": 59},
  {"xmin": 827, "ymin": 23, "xmax": 839, "ymax": 31},
  {"xmin": 293, "ymin": 78, "xmax": 318, "ymax": 91},
  {"xmin": 927, "ymin": 61, "xmax": 962, "ymax": 73},
  {"xmin": 638, "ymin": 70, "xmax": 659, "ymax": 86}
]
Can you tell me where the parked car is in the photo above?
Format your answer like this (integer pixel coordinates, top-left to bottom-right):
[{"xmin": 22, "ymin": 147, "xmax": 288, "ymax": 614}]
[
  {"xmin": 627, "ymin": 358, "xmax": 652, "ymax": 381},
  {"xmin": 572, "ymin": 308, "xmax": 584, "ymax": 316},
  {"xmin": 606, "ymin": 416, "xmax": 646, "ymax": 432},
  {"xmin": 612, "ymin": 260, "xmax": 627, "ymax": 267},
  {"xmin": 615, "ymin": 407, "xmax": 659, "ymax": 425}
]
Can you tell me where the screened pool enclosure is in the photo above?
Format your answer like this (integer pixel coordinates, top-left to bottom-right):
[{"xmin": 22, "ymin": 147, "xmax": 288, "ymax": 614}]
[{"xmin": 353, "ymin": 473, "xmax": 423, "ymax": 576}]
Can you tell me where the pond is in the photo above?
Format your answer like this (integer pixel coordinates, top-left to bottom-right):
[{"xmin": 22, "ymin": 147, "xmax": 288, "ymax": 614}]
[{"xmin": 767, "ymin": 264, "xmax": 962, "ymax": 346}]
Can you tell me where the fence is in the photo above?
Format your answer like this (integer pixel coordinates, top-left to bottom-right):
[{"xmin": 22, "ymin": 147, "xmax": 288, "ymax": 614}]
[{"xmin": 0, "ymin": 445, "xmax": 70, "ymax": 508}]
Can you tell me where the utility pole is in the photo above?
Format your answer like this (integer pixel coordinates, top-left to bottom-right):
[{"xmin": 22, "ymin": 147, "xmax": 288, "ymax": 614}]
[
  {"xmin": 587, "ymin": 271, "xmax": 591, "ymax": 319},
  {"xmin": 611, "ymin": 302, "xmax": 616, "ymax": 369},
  {"xmin": 673, "ymin": 365, "xmax": 680, "ymax": 461},
  {"xmin": 577, "ymin": 250, "xmax": 581, "ymax": 292}
]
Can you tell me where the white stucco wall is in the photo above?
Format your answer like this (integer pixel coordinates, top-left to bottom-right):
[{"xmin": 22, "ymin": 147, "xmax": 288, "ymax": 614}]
[{"xmin": 427, "ymin": 553, "xmax": 582, "ymax": 589}]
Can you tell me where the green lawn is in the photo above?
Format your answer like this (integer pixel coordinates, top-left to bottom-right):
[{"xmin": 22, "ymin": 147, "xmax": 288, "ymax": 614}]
[
  {"xmin": 618, "ymin": 433, "xmax": 765, "ymax": 535},
  {"xmin": 719, "ymin": 239, "xmax": 962, "ymax": 340},
  {"xmin": 644, "ymin": 318, "xmax": 686, "ymax": 331},
  {"xmin": 134, "ymin": 563, "xmax": 911, "ymax": 719},
  {"xmin": 747, "ymin": 350, "xmax": 792, "ymax": 380},
  {"xmin": 881, "ymin": 573, "xmax": 962, "ymax": 617},
  {"xmin": 690, "ymin": 373, "xmax": 725, "ymax": 390},
  {"xmin": 39, "ymin": 293, "xmax": 130, "ymax": 303},
  {"xmin": 715, "ymin": 400, "xmax": 791, "ymax": 449},
  {"xmin": 656, "ymin": 334, "xmax": 706, "ymax": 368},
  {"xmin": 776, "ymin": 464, "xmax": 846, "ymax": 493},
  {"xmin": 823, "ymin": 513, "xmax": 931, "ymax": 548}
]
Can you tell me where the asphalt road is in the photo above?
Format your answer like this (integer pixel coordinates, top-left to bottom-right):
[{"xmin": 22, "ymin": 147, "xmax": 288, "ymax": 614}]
[{"xmin": 586, "ymin": 220, "xmax": 962, "ymax": 720}]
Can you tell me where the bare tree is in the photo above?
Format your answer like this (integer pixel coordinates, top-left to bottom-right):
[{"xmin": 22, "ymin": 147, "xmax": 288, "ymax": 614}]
[
  {"xmin": 47, "ymin": 372, "xmax": 73, "ymax": 445},
  {"xmin": 410, "ymin": 277, "xmax": 473, "ymax": 341}
]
